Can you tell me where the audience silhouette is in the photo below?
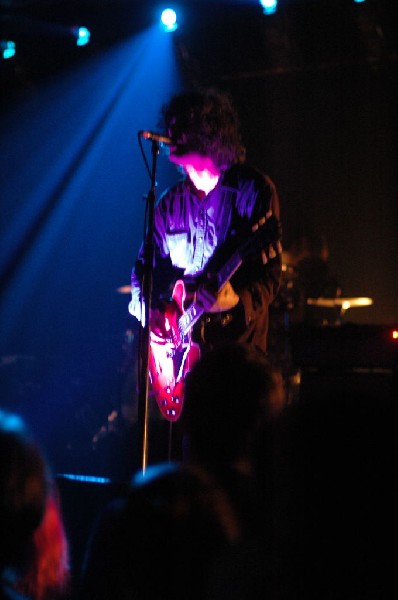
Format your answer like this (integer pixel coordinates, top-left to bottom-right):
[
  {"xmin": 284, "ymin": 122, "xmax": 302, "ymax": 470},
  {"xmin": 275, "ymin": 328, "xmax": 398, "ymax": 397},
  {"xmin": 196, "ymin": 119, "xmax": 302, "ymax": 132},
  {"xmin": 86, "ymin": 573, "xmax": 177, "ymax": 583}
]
[
  {"xmin": 79, "ymin": 343, "xmax": 285, "ymax": 599},
  {"xmin": 79, "ymin": 463, "xmax": 244, "ymax": 599},
  {"xmin": 0, "ymin": 409, "xmax": 70, "ymax": 600},
  {"xmin": 79, "ymin": 343, "xmax": 396, "ymax": 599}
]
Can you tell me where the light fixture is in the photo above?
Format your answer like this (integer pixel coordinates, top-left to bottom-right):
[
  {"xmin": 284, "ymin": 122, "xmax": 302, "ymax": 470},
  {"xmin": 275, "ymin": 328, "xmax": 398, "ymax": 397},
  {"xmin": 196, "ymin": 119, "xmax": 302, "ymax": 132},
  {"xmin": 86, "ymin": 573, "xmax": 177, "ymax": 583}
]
[
  {"xmin": 1, "ymin": 40, "xmax": 16, "ymax": 59},
  {"xmin": 259, "ymin": 0, "xmax": 278, "ymax": 15},
  {"xmin": 160, "ymin": 8, "xmax": 178, "ymax": 32},
  {"xmin": 71, "ymin": 26, "xmax": 91, "ymax": 47}
]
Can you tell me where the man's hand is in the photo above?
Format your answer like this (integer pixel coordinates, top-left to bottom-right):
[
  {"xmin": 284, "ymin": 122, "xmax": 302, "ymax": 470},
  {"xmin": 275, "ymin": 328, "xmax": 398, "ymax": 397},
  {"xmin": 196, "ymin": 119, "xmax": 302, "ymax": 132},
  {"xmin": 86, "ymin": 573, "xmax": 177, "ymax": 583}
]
[
  {"xmin": 149, "ymin": 307, "xmax": 170, "ymax": 339},
  {"xmin": 208, "ymin": 281, "xmax": 239, "ymax": 313},
  {"xmin": 196, "ymin": 280, "xmax": 239, "ymax": 314}
]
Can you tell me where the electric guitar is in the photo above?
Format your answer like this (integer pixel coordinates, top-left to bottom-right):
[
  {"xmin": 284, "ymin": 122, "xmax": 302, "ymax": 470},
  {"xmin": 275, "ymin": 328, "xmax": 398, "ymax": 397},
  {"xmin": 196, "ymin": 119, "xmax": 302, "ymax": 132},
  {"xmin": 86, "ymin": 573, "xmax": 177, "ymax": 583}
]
[{"xmin": 149, "ymin": 216, "xmax": 280, "ymax": 421}]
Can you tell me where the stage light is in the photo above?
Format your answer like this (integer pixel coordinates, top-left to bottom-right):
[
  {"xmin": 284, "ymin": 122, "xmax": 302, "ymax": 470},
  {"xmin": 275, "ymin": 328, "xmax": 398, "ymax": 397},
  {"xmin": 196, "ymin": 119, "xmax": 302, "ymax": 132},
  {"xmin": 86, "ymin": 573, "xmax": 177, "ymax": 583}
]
[
  {"xmin": 259, "ymin": 0, "xmax": 278, "ymax": 15},
  {"xmin": 353, "ymin": 1, "xmax": 367, "ymax": 4},
  {"xmin": 160, "ymin": 8, "xmax": 178, "ymax": 32},
  {"xmin": 1, "ymin": 40, "xmax": 16, "ymax": 59},
  {"xmin": 58, "ymin": 474, "xmax": 111, "ymax": 484},
  {"xmin": 72, "ymin": 26, "xmax": 91, "ymax": 47}
]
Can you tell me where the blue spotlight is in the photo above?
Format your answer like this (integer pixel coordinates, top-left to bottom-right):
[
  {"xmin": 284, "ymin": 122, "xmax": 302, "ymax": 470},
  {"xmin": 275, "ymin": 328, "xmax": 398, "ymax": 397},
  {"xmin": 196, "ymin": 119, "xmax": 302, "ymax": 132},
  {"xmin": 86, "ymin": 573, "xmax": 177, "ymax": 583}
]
[
  {"xmin": 1, "ymin": 40, "xmax": 16, "ymax": 59},
  {"xmin": 72, "ymin": 26, "xmax": 91, "ymax": 47},
  {"xmin": 353, "ymin": 1, "xmax": 367, "ymax": 3},
  {"xmin": 259, "ymin": 0, "xmax": 278, "ymax": 15},
  {"xmin": 161, "ymin": 8, "xmax": 178, "ymax": 32},
  {"xmin": 58, "ymin": 474, "xmax": 111, "ymax": 484}
]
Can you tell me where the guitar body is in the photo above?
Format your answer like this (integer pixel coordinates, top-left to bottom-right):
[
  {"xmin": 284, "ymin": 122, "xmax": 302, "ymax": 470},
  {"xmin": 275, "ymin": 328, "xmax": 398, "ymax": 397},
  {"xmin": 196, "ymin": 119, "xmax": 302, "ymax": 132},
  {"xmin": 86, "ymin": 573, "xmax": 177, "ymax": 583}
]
[{"xmin": 149, "ymin": 280, "xmax": 201, "ymax": 422}]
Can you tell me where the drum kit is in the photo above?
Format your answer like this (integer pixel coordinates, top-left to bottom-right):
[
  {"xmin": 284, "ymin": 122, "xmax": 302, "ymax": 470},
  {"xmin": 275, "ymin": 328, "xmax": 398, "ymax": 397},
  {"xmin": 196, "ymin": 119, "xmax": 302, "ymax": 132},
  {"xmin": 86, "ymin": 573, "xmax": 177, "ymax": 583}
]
[
  {"xmin": 306, "ymin": 295, "xmax": 373, "ymax": 318},
  {"xmin": 279, "ymin": 251, "xmax": 373, "ymax": 324},
  {"xmin": 116, "ymin": 285, "xmax": 132, "ymax": 295}
]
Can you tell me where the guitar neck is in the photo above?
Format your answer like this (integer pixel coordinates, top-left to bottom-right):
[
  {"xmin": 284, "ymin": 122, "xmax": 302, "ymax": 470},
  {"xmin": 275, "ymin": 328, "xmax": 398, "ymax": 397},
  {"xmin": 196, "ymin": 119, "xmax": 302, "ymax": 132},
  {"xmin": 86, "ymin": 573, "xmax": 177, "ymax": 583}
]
[
  {"xmin": 178, "ymin": 302, "xmax": 203, "ymax": 337},
  {"xmin": 175, "ymin": 216, "xmax": 279, "ymax": 341},
  {"xmin": 178, "ymin": 249, "xmax": 243, "ymax": 337},
  {"xmin": 215, "ymin": 251, "xmax": 243, "ymax": 290}
]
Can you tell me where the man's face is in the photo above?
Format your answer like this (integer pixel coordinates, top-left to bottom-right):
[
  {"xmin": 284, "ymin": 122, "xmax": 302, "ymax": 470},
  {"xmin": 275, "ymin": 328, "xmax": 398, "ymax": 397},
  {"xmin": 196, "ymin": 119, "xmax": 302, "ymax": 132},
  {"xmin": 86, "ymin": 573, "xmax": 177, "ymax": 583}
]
[
  {"xmin": 168, "ymin": 151, "xmax": 220, "ymax": 195},
  {"xmin": 168, "ymin": 150, "xmax": 219, "ymax": 174}
]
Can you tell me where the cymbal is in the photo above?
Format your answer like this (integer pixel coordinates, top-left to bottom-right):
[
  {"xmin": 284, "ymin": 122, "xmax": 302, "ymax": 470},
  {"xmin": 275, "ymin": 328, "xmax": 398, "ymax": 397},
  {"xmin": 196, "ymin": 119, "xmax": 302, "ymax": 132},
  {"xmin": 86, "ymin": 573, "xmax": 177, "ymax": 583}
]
[
  {"xmin": 307, "ymin": 297, "xmax": 373, "ymax": 309},
  {"xmin": 117, "ymin": 285, "xmax": 131, "ymax": 294}
]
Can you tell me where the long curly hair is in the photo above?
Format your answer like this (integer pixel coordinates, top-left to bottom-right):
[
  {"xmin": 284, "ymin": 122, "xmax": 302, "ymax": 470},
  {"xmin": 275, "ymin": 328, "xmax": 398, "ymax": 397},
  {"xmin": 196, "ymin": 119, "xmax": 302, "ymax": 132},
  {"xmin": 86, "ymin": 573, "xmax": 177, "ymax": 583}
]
[
  {"xmin": 162, "ymin": 88, "xmax": 245, "ymax": 170},
  {"xmin": 0, "ymin": 410, "xmax": 70, "ymax": 600}
]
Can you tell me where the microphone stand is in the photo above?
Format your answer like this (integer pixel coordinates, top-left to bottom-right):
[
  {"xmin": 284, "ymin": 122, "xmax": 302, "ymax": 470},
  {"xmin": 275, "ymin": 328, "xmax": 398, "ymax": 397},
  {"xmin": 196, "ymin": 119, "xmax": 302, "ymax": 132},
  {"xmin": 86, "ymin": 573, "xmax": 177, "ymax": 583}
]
[{"xmin": 137, "ymin": 140, "xmax": 160, "ymax": 474}]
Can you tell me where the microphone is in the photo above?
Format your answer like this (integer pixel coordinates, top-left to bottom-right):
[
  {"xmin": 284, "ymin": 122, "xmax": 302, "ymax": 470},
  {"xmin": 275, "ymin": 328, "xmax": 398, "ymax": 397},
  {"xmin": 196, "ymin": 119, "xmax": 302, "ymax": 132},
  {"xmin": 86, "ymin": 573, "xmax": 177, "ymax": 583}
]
[{"xmin": 139, "ymin": 130, "xmax": 172, "ymax": 145}]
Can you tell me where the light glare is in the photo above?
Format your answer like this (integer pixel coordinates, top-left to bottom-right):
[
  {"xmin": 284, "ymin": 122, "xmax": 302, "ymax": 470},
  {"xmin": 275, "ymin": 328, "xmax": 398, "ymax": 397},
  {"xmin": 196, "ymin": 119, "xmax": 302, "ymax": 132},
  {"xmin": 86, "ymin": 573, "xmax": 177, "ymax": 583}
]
[
  {"xmin": 1, "ymin": 40, "xmax": 16, "ymax": 59},
  {"xmin": 260, "ymin": 0, "xmax": 278, "ymax": 15},
  {"xmin": 161, "ymin": 8, "xmax": 178, "ymax": 32},
  {"xmin": 73, "ymin": 26, "xmax": 91, "ymax": 47}
]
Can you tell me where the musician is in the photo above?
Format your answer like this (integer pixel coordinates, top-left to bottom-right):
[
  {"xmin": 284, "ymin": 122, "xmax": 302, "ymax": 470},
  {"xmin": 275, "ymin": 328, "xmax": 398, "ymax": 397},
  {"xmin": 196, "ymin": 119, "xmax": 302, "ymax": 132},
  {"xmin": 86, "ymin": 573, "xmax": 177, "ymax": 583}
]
[{"xmin": 129, "ymin": 88, "xmax": 282, "ymax": 356}]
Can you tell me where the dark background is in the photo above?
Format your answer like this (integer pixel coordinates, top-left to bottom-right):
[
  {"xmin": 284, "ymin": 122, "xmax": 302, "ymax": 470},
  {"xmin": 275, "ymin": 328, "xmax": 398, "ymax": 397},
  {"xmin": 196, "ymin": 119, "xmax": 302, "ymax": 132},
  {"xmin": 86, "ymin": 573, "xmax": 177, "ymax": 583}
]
[{"xmin": 1, "ymin": 0, "xmax": 397, "ymax": 477}]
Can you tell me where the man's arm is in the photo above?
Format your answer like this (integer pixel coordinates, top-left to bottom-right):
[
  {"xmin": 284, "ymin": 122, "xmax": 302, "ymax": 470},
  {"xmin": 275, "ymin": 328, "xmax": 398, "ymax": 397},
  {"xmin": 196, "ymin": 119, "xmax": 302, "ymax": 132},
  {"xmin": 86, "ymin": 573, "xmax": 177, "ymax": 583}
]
[{"xmin": 129, "ymin": 250, "xmax": 184, "ymax": 326}]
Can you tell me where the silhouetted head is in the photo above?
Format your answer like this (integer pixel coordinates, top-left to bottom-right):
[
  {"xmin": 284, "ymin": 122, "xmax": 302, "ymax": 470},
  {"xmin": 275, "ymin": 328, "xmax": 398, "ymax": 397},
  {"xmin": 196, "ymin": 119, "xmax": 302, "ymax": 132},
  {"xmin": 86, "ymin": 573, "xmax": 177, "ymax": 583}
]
[
  {"xmin": 162, "ymin": 88, "xmax": 244, "ymax": 171},
  {"xmin": 0, "ymin": 410, "xmax": 48, "ymax": 570},
  {"xmin": 81, "ymin": 462, "xmax": 242, "ymax": 600},
  {"xmin": 182, "ymin": 343, "xmax": 284, "ymax": 467}
]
